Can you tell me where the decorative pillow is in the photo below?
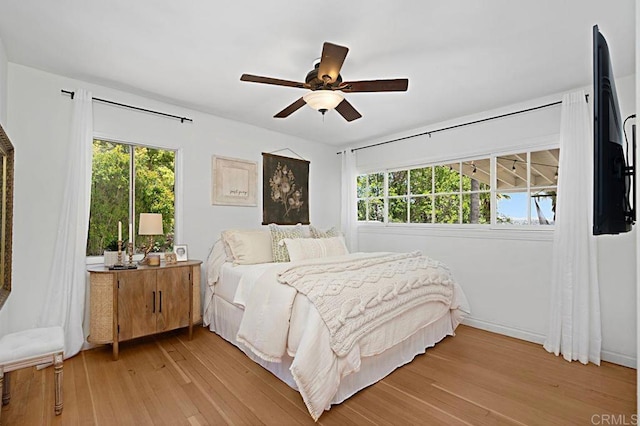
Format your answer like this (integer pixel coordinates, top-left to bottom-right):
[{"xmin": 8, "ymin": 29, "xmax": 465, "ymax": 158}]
[
  {"xmin": 264, "ymin": 223, "xmax": 311, "ymax": 237},
  {"xmin": 220, "ymin": 238, "xmax": 234, "ymax": 260},
  {"xmin": 221, "ymin": 229, "xmax": 273, "ymax": 265},
  {"xmin": 284, "ymin": 236, "xmax": 349, "ymax": 262},
  {"xmin": 268, "ymin": 223, "xmax": 305, "ymax": 262},
  {"xmin": 309, "ymin": 225, "xmax": 342, "ymax": 239}
]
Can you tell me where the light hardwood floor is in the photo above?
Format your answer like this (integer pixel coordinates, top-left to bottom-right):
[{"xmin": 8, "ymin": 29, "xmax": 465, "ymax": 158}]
[{"xmin": 1, "ymin": 325, "xmax": 635, "ymax": 425}]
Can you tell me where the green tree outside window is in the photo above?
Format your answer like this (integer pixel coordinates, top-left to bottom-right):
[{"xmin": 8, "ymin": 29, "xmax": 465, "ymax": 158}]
[{"xmin": 87, "ymin": 140, "xmax": 175, "ymax": 256}]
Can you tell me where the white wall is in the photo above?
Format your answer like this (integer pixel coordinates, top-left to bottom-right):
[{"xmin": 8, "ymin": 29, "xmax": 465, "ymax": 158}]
[
  {"xmin": 0, "ymin": 36, "xmax": 7, "ymax": 125},
  {"xmin": 0, "ymin": 63, "xmax": 341, "ymax": 337},
  {"xmin": 348, "ymin": 75, "xmax": 637, "ymax": 367}
]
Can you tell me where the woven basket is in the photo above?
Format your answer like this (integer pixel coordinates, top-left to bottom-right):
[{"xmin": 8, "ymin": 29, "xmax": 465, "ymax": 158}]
[
  {"xmin": 192, "ymin": 266, "xmax": 201, "ymax": 324},
  {"xmin": 88, "ymin": 273, "xmax": 114, "ymax": 343}
]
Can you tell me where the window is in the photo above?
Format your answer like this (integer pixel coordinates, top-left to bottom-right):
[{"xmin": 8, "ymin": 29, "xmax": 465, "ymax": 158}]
[
  {"xmin": 357, "ymin": 172, "xmax": 384, "ymax": 222},
  {"xmin": 86, "ymin": 139, "xmax": 176, "ymax": 256},
  {"xmin": 496, "ymin": 149, "xmax": 559, "ymax": 225},
  {"xmin": 460, "ymin": 159, "xmax": 491, "ymax": 224},
  {"xmin": 356, "ymin": 148, "xmax": 558, "ymax": 227},
  {"xmin": 388, "ymin": 170, "xmax": 407, "ymax": 223}
]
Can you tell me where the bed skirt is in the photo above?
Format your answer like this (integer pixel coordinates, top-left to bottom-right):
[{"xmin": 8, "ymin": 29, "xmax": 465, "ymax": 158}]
[{"xmin": 206, "ymin": 294, "xmax": 458, "ymax": 407}]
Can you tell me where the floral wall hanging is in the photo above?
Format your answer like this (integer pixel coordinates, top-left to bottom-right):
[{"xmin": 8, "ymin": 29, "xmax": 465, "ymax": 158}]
[{"xmin": 262, "ymin": 153, "xmax": 309, "ymax": 225}]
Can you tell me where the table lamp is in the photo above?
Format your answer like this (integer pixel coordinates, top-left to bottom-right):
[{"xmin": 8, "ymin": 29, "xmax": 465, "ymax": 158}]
[{"xmin": 138, "ymin": 213, "xmax": 163, "ymax": 265}]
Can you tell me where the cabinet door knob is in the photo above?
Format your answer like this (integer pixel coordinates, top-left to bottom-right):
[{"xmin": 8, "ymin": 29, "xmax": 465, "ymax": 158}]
[
  {"xmin": 152, "ymin": 291, "xmax": 156, "ymax": 313},
  {"xmin": 159, "ymin": 291, "xmax": 162, "ymax": 313}
]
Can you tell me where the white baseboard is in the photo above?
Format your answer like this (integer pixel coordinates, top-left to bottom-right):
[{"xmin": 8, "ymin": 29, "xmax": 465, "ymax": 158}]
[
  {"xmin": 600, "ymin": 350, "xmax": 637, "ymax": 369},
  {"xmin": 462, "ymin": 317, "xmax": 546, "ymax": 344},
  {"xmin": 462, "ymin": 317, "xmax": 637, "ymax": 369}
]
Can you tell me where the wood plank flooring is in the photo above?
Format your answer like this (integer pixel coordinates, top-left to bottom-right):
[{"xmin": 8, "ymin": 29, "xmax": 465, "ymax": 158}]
[{"xmin": 1, "ymin": 325, "xmax": 635, "ymax": 425}]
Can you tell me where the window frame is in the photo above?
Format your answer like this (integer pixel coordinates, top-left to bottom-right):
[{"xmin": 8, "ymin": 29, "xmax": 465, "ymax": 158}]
[{"xmin": 86, "ymin": 136, "xmax": 180, "ymax": 263}]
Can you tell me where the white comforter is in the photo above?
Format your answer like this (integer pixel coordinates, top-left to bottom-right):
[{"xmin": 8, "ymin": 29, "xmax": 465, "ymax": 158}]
[{"xmin": 234, "ymin": 252, "xmax": 469, "ymax": 420}]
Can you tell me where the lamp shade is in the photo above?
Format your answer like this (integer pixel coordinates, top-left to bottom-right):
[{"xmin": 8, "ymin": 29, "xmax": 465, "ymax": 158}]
[
  {"xmin": 138, "ymin": 213, "xmax": 163, "ymax": 235},
  {"xmin": 303, "ymin": 90, "xmax": 344, "ymax": 111}
]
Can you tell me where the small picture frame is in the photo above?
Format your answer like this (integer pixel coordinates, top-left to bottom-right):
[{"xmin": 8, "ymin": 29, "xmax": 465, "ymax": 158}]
[
  {"xmin": 173, "ymin": 244, "xmax": 188, "ymax": 261},
  {"xmin": 164, "ymin": 252, "xmax": 177, "ymax": 265}
]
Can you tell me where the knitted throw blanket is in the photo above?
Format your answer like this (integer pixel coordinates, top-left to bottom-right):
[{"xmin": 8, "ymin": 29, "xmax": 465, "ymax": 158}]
[{"xmin": 277, "ymin": 251, "xmax": 454, "ymax": 357}]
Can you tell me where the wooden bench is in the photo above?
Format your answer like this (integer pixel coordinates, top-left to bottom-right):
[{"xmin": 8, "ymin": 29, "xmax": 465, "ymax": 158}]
[{"xmin": 0, "ymin": 326, "xmax": 65, "ymax": 423}]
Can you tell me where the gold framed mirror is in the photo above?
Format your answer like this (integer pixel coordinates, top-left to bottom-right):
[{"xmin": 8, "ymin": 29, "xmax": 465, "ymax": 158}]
[{"xmin": 0, "ymin": 123, "xmax": 14, "ymax": 310}]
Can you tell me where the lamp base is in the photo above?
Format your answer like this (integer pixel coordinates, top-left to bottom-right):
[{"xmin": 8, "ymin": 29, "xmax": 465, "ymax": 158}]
[{"xmin": 138, "ymin": 236, "xmax": 157, "ymax": 265}]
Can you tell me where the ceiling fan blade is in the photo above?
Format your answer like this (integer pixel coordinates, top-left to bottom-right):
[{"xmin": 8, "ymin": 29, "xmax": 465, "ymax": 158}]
[
  {"xmin": 274, "ymin": 97, "xmax": 306, "ymax": 118},
  {"xmin": 317, "ymin": 42, "xmax": 349, "ymax": 85},
  {"xmin": 335, "ymin": 99, "xmax": 362, "ymax": 122},
  {"xmin": 340, "ymin": 79, "xmax": 409, "ymax": 93},
  {"xmin": 240, "ymin": 74, "xmax": 307, "ymax": 89}
]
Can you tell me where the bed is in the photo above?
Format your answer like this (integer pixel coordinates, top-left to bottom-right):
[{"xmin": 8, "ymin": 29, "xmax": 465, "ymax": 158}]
[{"xmin": 203, "ymin": 226, "xmax": 470, "ymax": 420}]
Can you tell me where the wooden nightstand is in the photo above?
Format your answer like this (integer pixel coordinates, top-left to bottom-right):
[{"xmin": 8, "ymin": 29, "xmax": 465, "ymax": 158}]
[{"xmin": 87, "ymin": 260, "xmax": 202, "ymax": 360}]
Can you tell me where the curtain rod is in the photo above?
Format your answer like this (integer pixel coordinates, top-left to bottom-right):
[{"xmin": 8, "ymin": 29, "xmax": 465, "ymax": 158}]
[
  {"xmin": 61, "ymin": 90, "xmax": 193, "ymax": 123},
  {"xmin": 337, "ymin": 95, "xmax": 588, "ymax": 155}
]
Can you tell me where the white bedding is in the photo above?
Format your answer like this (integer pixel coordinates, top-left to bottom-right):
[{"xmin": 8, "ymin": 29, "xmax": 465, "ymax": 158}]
[
  {"xmin": 215, "ymin": 262, "xmax": 274, "ymax": 307},
  {"xmin": 203, "ymin": 242, "xmax": 470, "ymax": 420}
]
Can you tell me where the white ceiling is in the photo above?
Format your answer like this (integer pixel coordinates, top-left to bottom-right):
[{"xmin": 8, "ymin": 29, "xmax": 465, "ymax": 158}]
[{"xmin": 0, "ymin": 1, "xmax": 635, "ymax": 146}]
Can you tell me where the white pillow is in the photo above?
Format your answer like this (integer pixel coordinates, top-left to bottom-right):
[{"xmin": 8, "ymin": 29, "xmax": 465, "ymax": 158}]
[
  {"xmin": 221, "ymin": 229, "xmax": 273, "ymax": 264},
  {"xmin": 283, "ymin": 236, "xmax": 349, "ymax": 261}
]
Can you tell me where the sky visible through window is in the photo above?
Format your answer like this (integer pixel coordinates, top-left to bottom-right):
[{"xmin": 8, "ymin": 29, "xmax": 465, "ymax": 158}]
[{"xmin": 497, "ymin": 192, "xmax": 555, "ymax": 224}]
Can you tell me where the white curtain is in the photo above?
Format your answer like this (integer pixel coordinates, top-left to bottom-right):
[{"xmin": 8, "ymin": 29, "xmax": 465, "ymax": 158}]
[
  {"xmin": 38, "ymin": 89, "xmax": 93, "ymax": 358},
  {"xmin": 544, "ymin": 90, "xmax": 601, "ymax": 365},
  {"xmin": 340, "ymin": 148, "xmax": 358, "ymax": 252}
]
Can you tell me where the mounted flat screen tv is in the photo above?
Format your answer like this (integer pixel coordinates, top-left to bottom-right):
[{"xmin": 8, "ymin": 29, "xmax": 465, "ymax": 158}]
[{"xmin": 592, "ymin": 25, "xmax": 635, "ymax": 235}]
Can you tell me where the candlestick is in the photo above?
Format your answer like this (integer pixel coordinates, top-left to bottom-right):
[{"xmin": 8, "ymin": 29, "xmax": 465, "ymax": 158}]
[
  {"xmin": 129, "ymin": 223, "xmax": 133, "ymax": 241},
  {"xmin": 116, "ymin": 240, "xmax": 123, "ymax": 266},
  {"xmin": 118, "ymin": 221, "xmax": 122, "ymax": 241},
  {"xmin": 127, "ymin": 242, "xmax": 134, "ymax": 265}
]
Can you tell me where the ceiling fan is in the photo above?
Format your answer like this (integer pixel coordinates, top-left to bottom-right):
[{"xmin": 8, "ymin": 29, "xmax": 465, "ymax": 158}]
[{"xmin": 240, "ymin": 42, "xmax": 409, "ymax": 122}]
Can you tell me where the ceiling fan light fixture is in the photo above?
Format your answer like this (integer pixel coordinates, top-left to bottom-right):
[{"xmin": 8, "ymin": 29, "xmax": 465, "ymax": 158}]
[{"xmin": 303, "ymin": 90, "xmax": 344, "ymax": 112}]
